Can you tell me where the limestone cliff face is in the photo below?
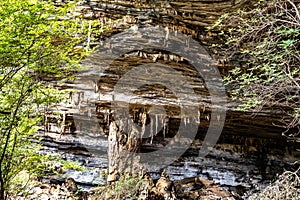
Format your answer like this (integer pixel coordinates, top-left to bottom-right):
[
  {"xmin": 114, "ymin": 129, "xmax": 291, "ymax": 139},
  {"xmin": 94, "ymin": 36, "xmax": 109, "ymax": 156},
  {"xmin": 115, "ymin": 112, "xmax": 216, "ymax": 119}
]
[
  {"xmin": 73, "ymin": 0, "xmax": 257, "ymax": 72},
  {"xmin": 49, "ymin": 0, "xmax": 295, "ymax": 138},
  {"xmin": 42, "ymin": 1, "xmax": 299, "ymax": 186},
  {"xmin": 76, "ymin": 0, "xmax": 255, "ymax": 27},
  {"xmin": 76, "ymin": 0, "xmax": 256, "ymax": 39}
]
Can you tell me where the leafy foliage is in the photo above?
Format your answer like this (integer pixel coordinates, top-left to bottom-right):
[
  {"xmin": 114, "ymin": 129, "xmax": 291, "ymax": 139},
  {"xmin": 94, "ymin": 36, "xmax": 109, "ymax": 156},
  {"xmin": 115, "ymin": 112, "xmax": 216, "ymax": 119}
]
[
  {"xmin": 0, "ymin": 0, "xmax": 96, "ymax": 198},
  {"xmin": 211, "ymin": 0, "xmax": 300, "ymax": 135}
]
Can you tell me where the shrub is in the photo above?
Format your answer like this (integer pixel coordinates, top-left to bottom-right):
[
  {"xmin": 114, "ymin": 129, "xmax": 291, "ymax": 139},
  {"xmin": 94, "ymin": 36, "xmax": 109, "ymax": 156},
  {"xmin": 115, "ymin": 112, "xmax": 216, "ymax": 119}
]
[
  {"xmin": 0, "ymin": 0, "xmax": 94, "ymax": 198},
  {"xmin": 211, "ymin": 0, "xmax": 300, "ymax": 136},
  {"xmin": 248, "ymin": 167, "xmax": 300, "ymax": 200}
]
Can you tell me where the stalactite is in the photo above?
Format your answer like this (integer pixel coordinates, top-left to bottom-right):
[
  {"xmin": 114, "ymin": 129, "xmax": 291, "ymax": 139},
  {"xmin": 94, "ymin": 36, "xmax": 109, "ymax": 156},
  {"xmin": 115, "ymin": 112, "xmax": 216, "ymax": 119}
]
[
  {"xmin": 60, "ymin": 111, "xmax": 66, "ymax": 134},
  {"xmin": 163, "ymin": 119, "xmax": 166, "ymax": 138},
  {"xmin": 88, "ymin": 108, "xmax": 92, "ymax": 118},
  {"xmin": 78, "ymin": 93, "xmax": 82, "ymax": 110},
  {"xmin": 166, "ymin": 119, "xmax": 169, "ymax": 135},
  {"xmin": 128, "ymin": 118, "xmax": 132, "ymax": 138},
  {"xmin": 93, "ymin": 80, "xmax": 98, "ymax": 93},
  {"xmin": 163, "ymin": 117, "xmax": 168, "ymax": 138},
  {"xmin": 139, "ymin": 112, "xmax": 143, "ymax": 123},
  {"xmin": 155, "ymin": 114, "xmax": 158, "ymax": 136},
  {"xmin": 141, "ymin": 112, "xmax": 147, "ymax": 138},
  {"xmin": 150, "ymin": 115, "xmax": 154, "ymax": 144},
  {"xmin": 195, "ymin": 110, "xmax": 201, "ymax": 123},
  {"xmin": 104, "ymin": 112, "xmax": 107, "ymax": 124},
  {"xmin": 165, "ymin": 26, "xmax": 169, "ymax": 40},
  {"xmin": 107, "ymin": 112, "xmax": 110, "ymax": 127}
]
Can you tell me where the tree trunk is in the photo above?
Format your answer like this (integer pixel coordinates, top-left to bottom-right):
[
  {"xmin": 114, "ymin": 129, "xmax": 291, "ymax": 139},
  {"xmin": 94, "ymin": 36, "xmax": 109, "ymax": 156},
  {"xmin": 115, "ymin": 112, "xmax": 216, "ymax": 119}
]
[{"xmin": 107, "ymin": 112, "xmax": 147, "ymax": 183}]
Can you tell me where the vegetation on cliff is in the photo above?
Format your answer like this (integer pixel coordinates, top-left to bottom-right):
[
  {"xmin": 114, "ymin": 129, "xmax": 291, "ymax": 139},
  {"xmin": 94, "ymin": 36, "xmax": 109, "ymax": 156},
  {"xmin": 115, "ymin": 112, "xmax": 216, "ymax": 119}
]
[
  {"xmin": 0, "ymin": 0, "xmax": 94, "ymax": 198},
  {"xmin": 211, "ymin": 0, "xmax": 300, "ymax": 137},
  {"xmin": 0, "ymin": 0, "xmax": 299, "ymax": 199}
]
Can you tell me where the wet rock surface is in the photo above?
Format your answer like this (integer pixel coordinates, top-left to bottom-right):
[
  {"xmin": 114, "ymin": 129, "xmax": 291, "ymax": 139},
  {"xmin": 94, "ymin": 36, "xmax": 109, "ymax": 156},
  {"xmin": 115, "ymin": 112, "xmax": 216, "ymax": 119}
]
[{"xmin": 35, "ymin": 125, "xmax": 299, "ymax": 199}]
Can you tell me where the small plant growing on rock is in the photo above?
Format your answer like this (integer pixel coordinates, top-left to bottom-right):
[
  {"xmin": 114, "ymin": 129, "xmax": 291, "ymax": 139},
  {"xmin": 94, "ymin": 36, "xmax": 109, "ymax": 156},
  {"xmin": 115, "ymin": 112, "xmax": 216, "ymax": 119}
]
[{"xmin": 98, "ymin": 173, "xmax": 151, "ymax": 200}]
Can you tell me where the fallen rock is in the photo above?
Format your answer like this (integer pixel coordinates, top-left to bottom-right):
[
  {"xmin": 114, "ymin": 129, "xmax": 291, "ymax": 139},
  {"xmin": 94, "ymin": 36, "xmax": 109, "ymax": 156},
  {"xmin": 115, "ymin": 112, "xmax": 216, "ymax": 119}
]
[
  {"xmin": 65, "ymin": 177, "xmax": 78, "ymax": 193},
  {"xmin": 174, "ymin": 177, "xmax": 237, "ymax": 200},
  {"xmin": 150, "ymin": 170, "xmax": 176, "ymax": 200}
]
